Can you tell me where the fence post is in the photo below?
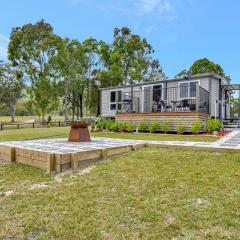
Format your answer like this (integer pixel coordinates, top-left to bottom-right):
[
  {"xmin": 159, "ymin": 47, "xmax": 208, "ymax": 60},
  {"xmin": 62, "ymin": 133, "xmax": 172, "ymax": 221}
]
[
  {"xmin": 17, "ymin": 124, "xmax": 19, "ymax": 129},
  {"xmin": 0, "ymin": 124, "xmax": 2, "ymax": 131},
  {"xmin": 59, "ymin": 121, "xmax": 61, "ymax": 127},
  {"xmin": 33, "ymin": 123, "xmax": 35, "ymax": 128}
]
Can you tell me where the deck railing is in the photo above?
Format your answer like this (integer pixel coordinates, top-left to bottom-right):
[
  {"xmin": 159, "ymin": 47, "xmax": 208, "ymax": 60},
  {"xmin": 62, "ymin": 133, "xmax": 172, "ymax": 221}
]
[{"xmin": 117, "ymin": 86, "xmax": 210, "ymax": 114}]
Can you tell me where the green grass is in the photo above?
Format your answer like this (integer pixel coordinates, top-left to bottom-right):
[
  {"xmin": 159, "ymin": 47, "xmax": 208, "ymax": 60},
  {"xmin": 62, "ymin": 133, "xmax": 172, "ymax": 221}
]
[
  {"xmin": 0, "ymin": 127, "xmax": 219, "ymax": 142},
  {"xmin": 0, "ymin": 148, "xmax": 239, "ymax": 239},
  {"xmin": 0, "ymin": 127, "xmax": 69, "ymax": 141},
  {"xmin": 93, "ymin": 131, "xmax": 219, "ymax": 142}
]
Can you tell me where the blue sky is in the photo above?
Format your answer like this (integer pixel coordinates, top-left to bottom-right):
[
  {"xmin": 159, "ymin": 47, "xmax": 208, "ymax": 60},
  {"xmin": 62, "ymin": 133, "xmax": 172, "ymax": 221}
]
[{"xmin": 1, "ymin": 0, "xmax": 240, "ymax": 82}]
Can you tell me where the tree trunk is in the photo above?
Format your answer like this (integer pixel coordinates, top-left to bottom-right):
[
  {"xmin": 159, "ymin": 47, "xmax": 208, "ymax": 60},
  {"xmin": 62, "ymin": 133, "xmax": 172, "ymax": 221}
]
[
  {"xmin": 10, "ymin": 104, "xmax": 16, "ymax": 122},
  {"xmin": 76, "ymin": 104, "xmax": 80, "ymax": 120},
  {"xmin": 79, "ymin": 94, "xmax": 83, "ymax": 118},
  {"xmin": 64, "ymin": 78, "xmax": 69, "ymax": 122},
  {"xmin": 97, "ymin": 90, "xmax": 101, "ymax": 116}
]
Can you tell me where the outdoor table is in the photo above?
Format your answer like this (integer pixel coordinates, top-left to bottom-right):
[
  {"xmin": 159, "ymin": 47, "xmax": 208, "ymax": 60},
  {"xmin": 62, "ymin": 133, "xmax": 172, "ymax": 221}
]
[
  {"xmin": 171, "ymin": 100, "xmax": 178, "ymax": 111},
  {"xmin": 68, "ymin": 121, "xmax": 91, "ymax": 142}
]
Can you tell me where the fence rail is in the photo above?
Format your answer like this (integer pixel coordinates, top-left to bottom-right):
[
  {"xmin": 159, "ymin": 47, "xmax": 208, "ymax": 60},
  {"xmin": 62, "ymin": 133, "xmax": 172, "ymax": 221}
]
[{"xmin": 0, "ymin": 119, "xmax": 94, "ymax": 131}]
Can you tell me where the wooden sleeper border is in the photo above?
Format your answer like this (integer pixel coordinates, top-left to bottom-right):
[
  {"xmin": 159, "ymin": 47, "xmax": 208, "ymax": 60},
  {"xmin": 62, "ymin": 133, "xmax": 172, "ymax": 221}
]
[{"xmin": 1, "ymin": 141, "xmax": 239, "ymax": 173}]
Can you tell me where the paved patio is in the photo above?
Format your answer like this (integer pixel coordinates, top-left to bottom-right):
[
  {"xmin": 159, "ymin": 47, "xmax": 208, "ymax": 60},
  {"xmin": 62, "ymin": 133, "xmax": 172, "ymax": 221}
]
[
  {"xmin": 0, "ymin": 131, "xmax": 239, "ymax": 173},
  {"xmin": 0, "ymin": 138, "xmax": 146, "ymax": 154}
]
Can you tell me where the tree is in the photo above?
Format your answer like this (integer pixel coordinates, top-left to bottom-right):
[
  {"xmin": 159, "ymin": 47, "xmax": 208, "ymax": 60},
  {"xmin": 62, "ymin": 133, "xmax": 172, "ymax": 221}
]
[
  {"xmin": 175, "ymin": 69, "xmax": 188, "ymax": 78},
  {"xmin": 8, "ymin": 20, "xmax": 61, "ymax": 120},
  {"xmin": 190, "ymin": 58, "xmax": 225, "ymax": 77},
  {"xmin": 100, "ymin": 27, "xmax": 166, "ymax": 86},
  {"xmin": 54, "ymin": 38, "xmax": 87, "ymax": 121},
  {"xmin": 0, "ymin": 64, "xmax": 24, "ymax": 122},
  {"xmin": 175, "ymin": 58, "xmax": 230, "ymax": 80},
  {"xmin": 82, "ymin": 38, "xmax": 103, "ymax": 115}
]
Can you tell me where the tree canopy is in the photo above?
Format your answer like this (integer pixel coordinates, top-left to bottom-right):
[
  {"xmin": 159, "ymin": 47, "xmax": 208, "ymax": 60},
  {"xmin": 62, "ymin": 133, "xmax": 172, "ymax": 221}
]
[
  {"xmin": 99, "ymin": 27, "xmax": 166, "ymax": 86},
  {"xmin": 0, "ymin": 64, "xmax": 24, "ymax": 122},
  {"xmin": 8, "ymin": 20, "xmax": 61, "ymax": 119},
  {"xmin": 175, "ymin": 58, "xmax": 230, "ymax": 80}
]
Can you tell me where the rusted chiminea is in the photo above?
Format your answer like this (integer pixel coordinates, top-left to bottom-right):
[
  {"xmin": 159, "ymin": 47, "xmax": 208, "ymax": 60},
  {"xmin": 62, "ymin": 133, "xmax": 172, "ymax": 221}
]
[{"xmin": 68, "ymin": 121, "xmax": 91, "ymax": 142}]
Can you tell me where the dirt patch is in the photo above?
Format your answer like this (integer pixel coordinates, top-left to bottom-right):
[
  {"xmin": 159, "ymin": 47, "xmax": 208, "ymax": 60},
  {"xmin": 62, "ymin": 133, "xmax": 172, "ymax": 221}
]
[
  {"xmin": 28, "ymin": 183, "xmax": 48, "ymax": 190},
  {"xmin": 1, "ymin": 191, "xmax": 14, "ymax": 197},
  {"xmin": 163, "ymin": 214, "xmax": 175, "ymax": 224},
  {"xmin": 195, "ymin": 198, "xmax": 211, "ymax": 207}
]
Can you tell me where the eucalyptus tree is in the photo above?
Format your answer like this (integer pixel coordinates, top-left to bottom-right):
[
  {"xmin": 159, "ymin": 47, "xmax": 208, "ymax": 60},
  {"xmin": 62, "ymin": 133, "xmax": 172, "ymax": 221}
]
[
  {"xmin": 99, "ymin": 27, "xmax": 166, "ymax": 86},
  {"xmin": 82, "ymin": 38, "xmax": 103, "ymax": 115},
  {"xmin": 0, "ymin": 64, "xmax": 24, "ymax": 122},
  {"xmin": 54, "ymin": 38, "xmax": 87, "ymax": 121},
  {"xmin": 8, "ymin": 20, "xmax": 61, "ymax": 121}
]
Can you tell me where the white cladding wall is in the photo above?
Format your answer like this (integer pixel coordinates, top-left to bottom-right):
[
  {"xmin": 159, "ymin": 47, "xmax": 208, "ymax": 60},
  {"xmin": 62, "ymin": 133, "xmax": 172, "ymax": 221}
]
[
  {"xmin": 211, "ymin": 79, "xmax": 220, "ymax": 117},
  {"xmin": 101, "ymin": 76, "xmax": 221, "ymax": 117},
  {"xmin": 101, "ymin": 87, "xmax": 132, "ymax": 117}
]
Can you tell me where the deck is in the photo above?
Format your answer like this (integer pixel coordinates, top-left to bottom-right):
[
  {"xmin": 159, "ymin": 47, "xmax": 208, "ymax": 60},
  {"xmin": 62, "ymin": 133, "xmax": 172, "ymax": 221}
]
[{"xmin": 116, "ymin": 112, "xmax": 209, "ymax": 132}]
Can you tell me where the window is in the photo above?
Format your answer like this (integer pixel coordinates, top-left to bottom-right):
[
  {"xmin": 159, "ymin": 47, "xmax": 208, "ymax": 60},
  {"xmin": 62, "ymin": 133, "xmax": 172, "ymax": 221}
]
[
  {"xmin": 153, "ymin": 85, "xmax": 162, "ymax": 102},
  {"xmin": 189, "ymin": 82, "xmax": 197, "ymax": 98},
  {"xmin": 179, "ymin": 81, "xmax": 198, "ymax": 98},
  {"xmin": 110, "ymin": 90, "xmax": 122, "ymax": 111},
  {"xmin": 180, "ymin": 83, "xmax": 188, "ymax": 99}
]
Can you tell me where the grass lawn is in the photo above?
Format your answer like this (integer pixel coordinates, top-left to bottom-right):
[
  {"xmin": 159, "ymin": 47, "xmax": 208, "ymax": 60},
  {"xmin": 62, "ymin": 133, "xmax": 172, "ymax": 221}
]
[
  {"xmin": 0, "ymin": 127, "xmax": 219, "ymax": 142},
  {"xmin": 0, "ymin": 148, "xmax": 239, "ymax": 239},
  {"xmin": 0, "ymin": 115, "xmax": 66, "ymax": 123}
]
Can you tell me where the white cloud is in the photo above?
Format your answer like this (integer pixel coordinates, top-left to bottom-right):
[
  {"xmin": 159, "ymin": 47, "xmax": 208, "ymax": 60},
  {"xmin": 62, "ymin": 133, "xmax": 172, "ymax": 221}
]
[
  {"xmin": 133, "ymin": 0, "xmax": 174, "ymax": 16},
  {"xmin": 138, "ymin": 0, "xmax": 161, "ymax": 14}
]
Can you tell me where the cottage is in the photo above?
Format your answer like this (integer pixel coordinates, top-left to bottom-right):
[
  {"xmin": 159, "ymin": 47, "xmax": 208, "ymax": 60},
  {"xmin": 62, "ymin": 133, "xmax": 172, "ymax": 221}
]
[{"xmin": 100, "ymin": 73, "xmax": 233, "ymax": 132}]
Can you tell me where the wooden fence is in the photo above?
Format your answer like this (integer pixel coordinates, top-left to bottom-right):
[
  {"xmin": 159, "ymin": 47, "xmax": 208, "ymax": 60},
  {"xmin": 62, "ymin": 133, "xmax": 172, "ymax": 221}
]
[{"xmin": 0, "ymin": 120, "xmax": 94, "ymax": 131}]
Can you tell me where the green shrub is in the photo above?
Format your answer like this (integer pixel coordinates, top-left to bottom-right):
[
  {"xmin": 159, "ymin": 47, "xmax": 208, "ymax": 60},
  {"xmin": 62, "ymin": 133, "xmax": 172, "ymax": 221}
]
[
  {"xmin": 118, "ymin": 122, "xmax": 127, "ymax": 132},
  {"xmin": 91, "ymin": 123, "xmax": 95, "ymax": 131},
  {"xmin": 111, "ymin": 122, "xmax": 120, "ymax": 132},
  {"xmin": 160, "ymin": 119, "xmax": 169, "ymax": 134},
  {"xmin": 139, "ymin": 121, "xmax": 148, "ymax": 132},
  {"xmin": 150, "ymin": 121, "xmax": 160, "ymax": 133},
  {"xmin": 101, "ymin": 121, "xmax": 107, "ymax": 129},
  {"xmin": 106, "ymin": 121, "xmax": 114, "ymax": 131},
  {"xmin": 205, "ymin": 117, "xmax": 222, "ymax": 133},
  {"xmin": 176, "ymin": 121, "xmax": 185, "ymax": 135},
  {"xmin": 127, "ymin": 122, "xmax": 135, "ymax": 133},
  {"xmin": 191, "ymin": 119, "xmax": 202, "ymax": 135},
  {"xmin": 96, "ymin": 121, "xmax": 102, "ymax": 130}
]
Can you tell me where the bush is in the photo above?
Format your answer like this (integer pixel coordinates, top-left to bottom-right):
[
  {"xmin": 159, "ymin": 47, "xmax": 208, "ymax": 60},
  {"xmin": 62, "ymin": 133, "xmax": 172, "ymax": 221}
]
[
  {"xmin": 191, "ymin": 119, "xmax": 202, "ymax": 135},
  {"xmin": 139, "ymin": 121, "xmax": 148, "ymax": 132},
  {"xmin": 106, "ymin": 121, "xmax": 114, "ymax": 131},
  {"xmin": 205, "ymin": 117, "xmax": 222, "ymax": 133},
  {"xmin": 91, "ymin": 123, "xmax": 96, "ymax": 131},
  {"xmin": 111, "ymin": 122, "xmax": 120, "ymax": 132},
  {"xmin": 96, "ymin": 121, "xmax": 102, "ymax": 130},
  {"xmin": 127, "ymin": 122, "xmax": 135, "ymax": 133},
  {"xmin": 160, "ymin": 119, "xmax": 169, "ymax": 134},
  {"xmin": 118, "ymin": 122, "xmax": 127, "ymax": 132},
  {"xmin": 101, "ymin": 120, "xmax": 107, "ymax": 129},
  {"xmin": 176, "ymin": 121, "xmax": 185, "ymax": 135},
  {"xmin": 150, "ymin": 121, "xmax": 160, "ymax": 133}
]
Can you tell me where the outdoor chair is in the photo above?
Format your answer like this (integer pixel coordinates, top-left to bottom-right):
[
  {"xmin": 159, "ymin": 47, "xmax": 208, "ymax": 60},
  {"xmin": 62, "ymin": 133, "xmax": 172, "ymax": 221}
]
[
  {"xmin": 159, "ymin": 100, "xmax": 172, "ymax": 112},
  {"xmin": 176, "ymin": 99, "xmax": 190, "ymax": 111}
]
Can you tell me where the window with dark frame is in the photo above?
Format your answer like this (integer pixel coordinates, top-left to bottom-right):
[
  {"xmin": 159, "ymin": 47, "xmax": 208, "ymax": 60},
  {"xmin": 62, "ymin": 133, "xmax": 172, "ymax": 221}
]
[{"xmin": 110, "ymin": 90, "xmax": 122, "ymax": 111}]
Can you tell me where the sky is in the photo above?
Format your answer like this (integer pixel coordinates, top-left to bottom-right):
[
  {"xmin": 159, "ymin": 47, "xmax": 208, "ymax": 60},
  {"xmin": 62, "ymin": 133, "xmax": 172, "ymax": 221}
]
[{"xmin": 1, "ymin": 0, "xmax": 240, "ymax": 83}]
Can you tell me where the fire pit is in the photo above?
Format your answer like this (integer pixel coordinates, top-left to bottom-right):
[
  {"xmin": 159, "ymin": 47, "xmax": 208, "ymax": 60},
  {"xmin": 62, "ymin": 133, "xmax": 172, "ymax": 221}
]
[{"xmin": 68, "ymin": 121, "xmax": 91, "ymax": 142}]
